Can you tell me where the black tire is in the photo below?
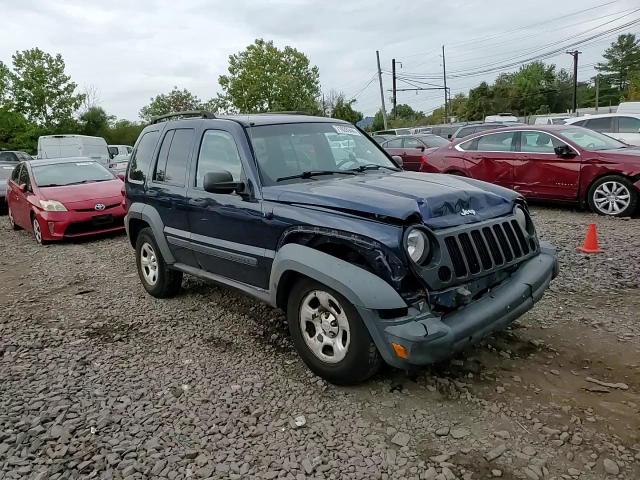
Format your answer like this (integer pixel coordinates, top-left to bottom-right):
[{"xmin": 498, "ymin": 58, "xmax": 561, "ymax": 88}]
[
  {"xmin": 287, "ymin": 278, "xmax": 382, "ymax": 385},
  {"xmin": 8, "ymin": 206, "xmax": 20, "ymax": 230},
  {"xmin": 587, "ymin": 175, "xmax": 638, "ymax": 217},
  {"xmin": 135, "ymin": 227, "xmax": 182, "ymax": 298}
]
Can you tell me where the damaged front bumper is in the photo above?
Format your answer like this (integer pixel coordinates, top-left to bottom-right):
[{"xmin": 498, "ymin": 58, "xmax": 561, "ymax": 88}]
[{"xmin": 359, "ymin": 242, "xmax": 558, "ymax": 369}]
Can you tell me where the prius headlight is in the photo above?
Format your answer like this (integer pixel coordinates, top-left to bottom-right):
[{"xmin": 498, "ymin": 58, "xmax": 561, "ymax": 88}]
[
  {"xmin": 39, "ymin": 200, "xmax": 67, "ymax": 212},
  {"xmin": 406, "ymin": 228, "xmax": 430, "ymax": 264}
]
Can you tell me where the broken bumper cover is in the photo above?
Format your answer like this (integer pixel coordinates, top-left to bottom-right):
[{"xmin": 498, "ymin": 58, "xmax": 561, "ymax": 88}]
[{"xmin": 362, "ymin": 242, "xmax": 558, "ymax": 369}]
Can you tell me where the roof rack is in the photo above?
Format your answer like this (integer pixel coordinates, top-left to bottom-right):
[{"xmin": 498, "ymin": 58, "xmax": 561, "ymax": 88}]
[
  {"xmin": 150, "ymin": 110, "xmax": 216, "ymax": 124},
  {"xmin": 252, "ymin": 111, "xmax": 310, "ymax": 115}
]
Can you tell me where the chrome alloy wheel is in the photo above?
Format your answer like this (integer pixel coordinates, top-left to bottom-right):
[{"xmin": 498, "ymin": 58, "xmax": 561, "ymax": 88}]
[
  {"xmin": 593, "ymin": 180, "xmax": 631, "ymax": 215},
  {"xmin": 32, "ymin": 217, "xmax": 42, "ymax": 244},
  {"xmin": 299, "ymin": 290, "xmax": 351, "ymax": 364},
  {"xmin": 140, "ymin": 242, "xmax": 159, "ymax": 285}
]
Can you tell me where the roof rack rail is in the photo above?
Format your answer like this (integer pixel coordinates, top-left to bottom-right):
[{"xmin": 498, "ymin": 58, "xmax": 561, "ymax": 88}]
[
  {"xmin": 150, "ymin": 110, "xmax": 216, "ymax": 124},
  {"xmin": 252, "ymin": 111, "xmax": 310, "ymax": 115}
]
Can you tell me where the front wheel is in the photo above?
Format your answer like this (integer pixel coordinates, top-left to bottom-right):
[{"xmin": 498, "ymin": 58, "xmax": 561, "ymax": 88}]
[
  {"xmin": 135, "ymin": 227, "xmax": 183, "ymax": 298},
  {"xmin": 32, "ymin": 215, "xmax": 47, "ymax": 245},
  {"xmin": 287, "ymin": 278, "xmax": 382, "ymax": 385},
  {"xmin": 587, "ymin": 175, "xmax": 638, "ymax": 217}
]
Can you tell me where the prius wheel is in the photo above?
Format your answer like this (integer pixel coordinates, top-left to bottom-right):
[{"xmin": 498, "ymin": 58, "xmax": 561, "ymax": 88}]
[
  {"xmin": 31, "ymin": 216, "xmax": 47, "ymax": 245},
  {"xmin": 135, "ymin": 227, "xmax": 182, "ymax": 298},
  {"xmin": 8, "ymin": 207, "xmax": 20, "ymax": 230},
  {"xmin": 287, "ymin": 278, "xmax": 381, "ymax": 385},
  {"xmin": 588, "ymin": 176, "xmax": 637, "ymax": 217}
]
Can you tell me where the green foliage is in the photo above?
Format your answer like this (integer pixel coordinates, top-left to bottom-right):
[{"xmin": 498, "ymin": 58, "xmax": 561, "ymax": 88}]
[
  {"xmin": 80, "ymin": 106, "xmax": 114, "ymax": 137},
  {"xmin": 371, "ymin": 110, "xmax": 385, "ymax": 131},
  {"xmin": 331, "ymin": 96, "xmax": 363, "ymax": 124},
  {"xmin": 104, "ymin": 119, "xmax": 145, "ymax": 146},
  {"xmin": 596, "ymin": 34, "xmax": 640, "ymax": 92},
  {"xmin": 139, "ymin": 87, "xmax": 205, "ymax": 121},
  {"xmin": 9, "ymin": 48, "xmax": 85, "ymax": 127},
  {"xmin": 628, "ymin": 72, "xmax": 640, "ymax": 101},
  {"xmin": 217, "ymin": 39, "xmax": 321, "ymax": 114},
  {"xmin": 0, "ymin": 61, "xmax": 9, "ymax": 104}
]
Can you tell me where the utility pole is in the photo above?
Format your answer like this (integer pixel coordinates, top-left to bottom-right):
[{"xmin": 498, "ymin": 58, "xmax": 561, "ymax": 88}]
[
  {"xmin": 442, "ymin": 45, "xmax": 448, "ymax": 124},
  {"xmin": 392, "ymin": 58, "xmax": 397, "ymax": 118},
  {"xmin": 594, "ymin": 74, "xmax": 599, "ymax": 112},
  {"xmin": 566, "ymin": 50, "xmax": 581, "ymax": 113},
  {"xmin": 376, "ymin": 50, "xmax": 388, "ymax": 130}
]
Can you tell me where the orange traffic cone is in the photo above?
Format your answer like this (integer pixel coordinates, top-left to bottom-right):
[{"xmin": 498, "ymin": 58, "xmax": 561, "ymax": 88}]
[{"xmin": 577, "ymin": 223, "xmax": 602, "ymax": 254}]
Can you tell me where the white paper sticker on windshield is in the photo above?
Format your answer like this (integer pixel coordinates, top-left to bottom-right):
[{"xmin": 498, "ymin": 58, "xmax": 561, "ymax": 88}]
[
  {"xmin": 2, "ymin": 166, "xmax": 13, "ymax": 170},
  {"xmin": 75, "ymin": 162, "xmax": 93, "ymax": 166},
  {"xmin": 332, "ymin": 125, "xmax": 361, "ymax": 136}
]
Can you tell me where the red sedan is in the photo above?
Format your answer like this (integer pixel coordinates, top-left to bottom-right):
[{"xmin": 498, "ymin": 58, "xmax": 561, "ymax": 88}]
[
  {"xmin": 6, "ymin": 158, "xmax": 126, "ymax": 244},
  {"xmin": 381, "ymin": 134, "xmax": 448, "ymax": 171},
  {"xmin": 426, "ymin": 125, "xmax": 640, "ymax": 216}
]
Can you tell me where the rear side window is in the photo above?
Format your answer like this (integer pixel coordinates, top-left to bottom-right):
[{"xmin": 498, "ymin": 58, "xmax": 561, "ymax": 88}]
[
  {"xmin": 476, "ymin": 132, "xmax": 515, "ymax": 152},
  {"xmin": 585, "ymin": 117, "xmax": 612, "ymax": 133},
  {"xmin": 386, "ymin": 138, "xmax": 403, "ymax": 148},
  {"xmin": 196, "ymin": 130, "xmax": 243, "ymax": 188},
  {"xmin": 11, "ymin": 163, "xmax": 22, "ymax": 181},
  {"xmin": 0, "ymin": 152, "xmax": 18, "ymax": 162},
  {"xmin": 618, "ymin": 116, "xmax": 640, "ymax": 133},
  {"xmin": 456, "ymin": 127, "xmax": 474, "ymax": 138},
  {"xmin": 571, "ymin": 119, "xmax": 586, "ymax": 127},
  {"xmin": 18, "ymin": 163, "xmax": 30, "ymax": 187},
  {"xmin": 403, "ymin": 138, "xmax": 421, "ymax": 148},
  {"xmin": 129, "ymin": 131, "xmax": 160, "ymax": 182},
  {"xmin": 153, "ymin": 129, "xmax": 194, "ymax": 186}
]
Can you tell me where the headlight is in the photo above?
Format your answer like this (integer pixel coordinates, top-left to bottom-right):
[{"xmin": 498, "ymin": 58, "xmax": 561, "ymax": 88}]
[
  {"xmin": 406, "ymin": 228, "xmax": 430, "ymax": 264},
  {"xmin": 39, "ymin": 200, "xmax": 67, "ymax": 212},
  {"xmin": 514, "ymin": 205, "xmax": 535, "ymax": 235}
]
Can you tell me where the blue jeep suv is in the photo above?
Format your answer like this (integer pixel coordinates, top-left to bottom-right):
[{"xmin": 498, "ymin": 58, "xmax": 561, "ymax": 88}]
[{"xmin": 124, "ymin": 111, "xmax": 558, "ymax": 384}]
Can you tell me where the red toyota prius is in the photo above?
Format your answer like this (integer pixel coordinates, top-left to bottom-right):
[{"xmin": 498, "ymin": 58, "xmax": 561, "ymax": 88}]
[{"xmin": 6, "ymin": 157, "xmax": 126, "ymax": 244}]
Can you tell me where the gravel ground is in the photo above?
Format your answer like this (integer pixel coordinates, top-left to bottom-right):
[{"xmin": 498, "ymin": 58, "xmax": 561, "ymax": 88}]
[{"xmin": 0, "ymin": 205, "xmax": 638, "ymax": 480}]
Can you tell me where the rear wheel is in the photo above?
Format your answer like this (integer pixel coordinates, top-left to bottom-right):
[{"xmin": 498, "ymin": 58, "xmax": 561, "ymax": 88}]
[
  {"xmin": 587, "ymin": 175, "xmax": 637, "ymax": 217},
  {"xmin": 287, "ymin": 278, "xmax": 382, "ymax": 385},
  {"xmin": 135, "ymin": 227, "xmax": 182, "ymax": 298}
]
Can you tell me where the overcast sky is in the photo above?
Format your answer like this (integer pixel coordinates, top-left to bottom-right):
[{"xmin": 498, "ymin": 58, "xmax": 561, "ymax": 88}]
[{"xmin": 1, "ymin": 0, "xmax": 637, "ymax": 120}]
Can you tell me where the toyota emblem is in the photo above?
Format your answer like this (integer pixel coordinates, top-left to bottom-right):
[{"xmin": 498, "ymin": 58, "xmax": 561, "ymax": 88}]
[{"xmin": 95, "ymin": 203, "xmax": 106, "ymax": 211}]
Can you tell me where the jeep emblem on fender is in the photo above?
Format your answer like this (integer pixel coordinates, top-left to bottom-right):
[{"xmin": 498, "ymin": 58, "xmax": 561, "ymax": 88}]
[
  {"xmin": 460, "ymin": 209, "xmax": 476, "ymax": 216},
  {"xmin": 95, "ymin": 203, "xmax": 106, "ymax": 211}
]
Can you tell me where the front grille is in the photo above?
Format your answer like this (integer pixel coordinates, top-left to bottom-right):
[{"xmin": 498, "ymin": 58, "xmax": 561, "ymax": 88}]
[
  {"xmin": 73, "ymin": 202, "xmax": 121, "ymax": 212},
  {"xmin": 442, "ymin": 219, "xmax": 533, "ymax": 279},
  {"xmin": 64, "ymin": 215, "xmax": 124, "ymax": 236}
]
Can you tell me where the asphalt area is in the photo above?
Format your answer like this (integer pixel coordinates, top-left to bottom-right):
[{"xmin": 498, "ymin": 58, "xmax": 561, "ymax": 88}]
[{"xmin": 0, "ymin": 205, "xmax": 638, "ymax": 480}]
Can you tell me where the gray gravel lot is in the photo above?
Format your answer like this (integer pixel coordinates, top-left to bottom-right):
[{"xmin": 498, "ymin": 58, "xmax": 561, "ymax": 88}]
[{"xmin": 1, "ymin": 205, "xmax": 639, "ymax": 480}]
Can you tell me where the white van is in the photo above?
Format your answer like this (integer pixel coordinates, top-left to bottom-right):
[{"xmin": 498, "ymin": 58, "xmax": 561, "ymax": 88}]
[
  {"xmin": 37, "ymin": 135, "xmax": 110, "ymax": 166},
  {"xmin": 485, "ymin": 113, "xmax": 519, "ymax": 123},
  {"xmin": 617, "ymin": 102, "xmax": 640, "ymax": 115},
  {"xmin": 533, "ymin": 115, "xmax": 572, "ymax": 125}
]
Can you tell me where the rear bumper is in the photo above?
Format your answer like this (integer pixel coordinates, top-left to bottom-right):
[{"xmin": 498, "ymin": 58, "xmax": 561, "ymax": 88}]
[
  {"xmin": 37, "ymin": 206, "xmax": 126, "ymax": 241},
  {"xmin": 360, "ymin": 242, "xmax": 558, "ymax": 369}
]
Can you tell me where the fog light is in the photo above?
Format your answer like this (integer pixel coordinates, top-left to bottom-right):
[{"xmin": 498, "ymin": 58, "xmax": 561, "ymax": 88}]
[
  {"xmin": 391, "ymin": 342, "xmax": 409, "ymax": 359},
  {"xmin": 47, "ymin": 222, "xmax": 55, "ymax": 234}
]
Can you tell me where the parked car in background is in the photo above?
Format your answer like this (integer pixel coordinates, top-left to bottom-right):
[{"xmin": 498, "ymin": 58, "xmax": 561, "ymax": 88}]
[
  {"xmin": 429, "ymin": 124, "xmax": 459, "ymax": 139},
  {"xmin": 485, "ymin": 113, "xmax": 519, "ymax": 123},
  {"xmin": 37, "ymin": 135, "xmax": 111, "ymax": 166},
  {"xmin": 533, "ymin": 115, "xmax": 572, "ymax": 125},
  {"xmin": 6, "ymin": 157, "xmax": 125, "ymax": 244},
  {"xmin": 108, "ymin": 144, "xmax": 133, "ymax": 160},
  {"xmin": 616, "ymin": 102, "xmax": 640, "ymax": 114},
  {"xmin": 124, "ymin": 111, "xmax": 557, "ymax": 384},
  {"xmin": 427, "ymin": 125, "xmax": 640, "ymax": 216},
  {"xmin": 0, "ymin": 150, "xmax": 32, "ymax": 162},
  {"xmin": 411, "ymin": 126, "xmax": 432, "ymax": 134},
  {"xmin": 0, "ymin": 162, "xmax": 16, "ymax": 213},
  {"xmin": 382, "ymin": 135, "xmax": 448, "ymax": 171},
  {"xmin": 451, "ymin": 122, "xmax": 523, "ymax": 142},
  {"xmin": 564, "ymin": 113, "xmax": 640, "ymax": 146},
  {"xmin": 374, "ymin": 128, "xmax": 412, "ymax": 136},
  {"xmin": 371, "ymin": 134, "xmax": 394, "ymax": 145}
]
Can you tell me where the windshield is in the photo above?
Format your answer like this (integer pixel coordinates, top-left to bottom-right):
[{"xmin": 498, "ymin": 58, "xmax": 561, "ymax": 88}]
[
  {"xmin": 559, "ymin": 127, "xmax": 627, "ymax": 151},
  {"xmin": 32, "ymin": 161, "xmax": 115, "ymax": 187},
  {"xmin": 248, "ymin": 122, "xmax": 399, "ymax": 185}
]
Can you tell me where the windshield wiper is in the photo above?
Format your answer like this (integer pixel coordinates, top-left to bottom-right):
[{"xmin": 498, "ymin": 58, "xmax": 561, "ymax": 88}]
[
  {"xmin": 39, "ymin": 183, "xmax": 64, "ymax": 188},
  {"xmin": 64, "ymin": 179, "xmax": 111, "ymax": 185},
  {"xmin": 349, "ymin": 164, "xmax": 399, "ymax": 173},
  {"xmin": 276, "ymin": 170, "xmax": 358, "ymax": 182}
]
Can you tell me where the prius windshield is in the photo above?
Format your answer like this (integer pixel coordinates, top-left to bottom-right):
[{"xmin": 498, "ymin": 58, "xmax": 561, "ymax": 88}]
[
  {"xmin": 32, "ymin": 161, "xmax": 115, "ymax": 187},
  {"xmin": 248, "ymin": 123, "xmax": 399, "ymax": 185},
  {"xmin": 559, "ymin": 127, "xmax": 627, "ymax": 151}
]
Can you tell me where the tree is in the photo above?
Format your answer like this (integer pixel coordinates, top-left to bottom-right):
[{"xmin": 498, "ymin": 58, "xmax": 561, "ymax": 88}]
[
  {"xmin": 0, "ymin": 61, "xmax": 10, "ymax": 105},
  {"xmin": 628, "ymin": 72, "xmax": 640, "ymax": 101},
  {"xmin": 9, "ymin": 48, "xmax": 85, "ymax": 127},
  {"xmin": 371, "ymin": 110, "xmax": 386, "ymax": 131},
  {"xmin": 104, "ymin": 119, "xmax": 145, "ymax": 146},
  {"xmin": 217, "ymin": 39, "xmax": 321, "ymax": 113},
  {"xmin": 596, "ymin": 34, "xmax": 640, "ymax": 93},
  {"xmin": 331, "ymin": 95, "xmax": 363, "ymax": 124},
  {"xmin": 139, "ymin": 87, "xmax": 204, "ymax": 121},
  {"xmin": 391, "ymin": 104, "xmax": 422, "ymax": 120},
  {"xmin": 80, "ymin": 106, "xmax": 113, "ymax": 137}
]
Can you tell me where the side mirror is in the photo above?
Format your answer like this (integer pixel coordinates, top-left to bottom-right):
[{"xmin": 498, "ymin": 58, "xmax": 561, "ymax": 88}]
[
  {"xmin": 418, "ymin": 145, "xmax": 426, "ymax": 152},
  {"xmin": 554, "ymin": 145, "xmax": 575, "ymax": 157},
  {"xmin": 392, "ymin": 155, "xmax": 403, "ymax": 168},
  {"xmin": 116, "ymin": 173, "xmax": 125, "ymax": 181},
  {"xmin": 203, "ymin": 170, "xmax": 244, "ymax": 194},
  {"xmin": 447, "ymin": 134, "xmax": 453, "ymax": 139}
]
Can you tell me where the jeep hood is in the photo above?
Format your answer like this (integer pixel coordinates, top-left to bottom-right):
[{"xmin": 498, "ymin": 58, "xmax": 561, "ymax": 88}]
[{"xmin": 263, "ymin": 171, "xmax": 519, "ymax": 229}]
